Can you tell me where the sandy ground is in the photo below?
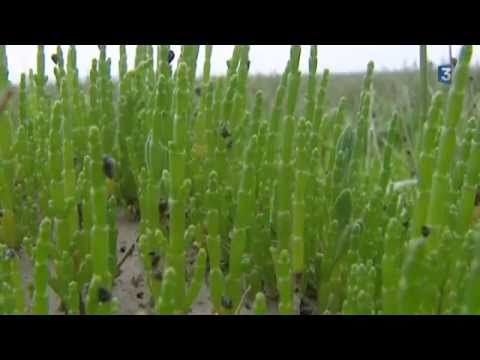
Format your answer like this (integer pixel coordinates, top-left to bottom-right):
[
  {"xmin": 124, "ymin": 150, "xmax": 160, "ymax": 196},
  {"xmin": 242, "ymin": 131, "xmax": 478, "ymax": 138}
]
[
  {"xmin": 112, "ymin": 211, "xmax": 222, "ymax": 315},
  {"xmin": 112, "ymin": 211, "xmax": 257, "ymax": 315},
  {"xmin": 17, "ymin": 210, "xmax": 317, "ymax": 315}
]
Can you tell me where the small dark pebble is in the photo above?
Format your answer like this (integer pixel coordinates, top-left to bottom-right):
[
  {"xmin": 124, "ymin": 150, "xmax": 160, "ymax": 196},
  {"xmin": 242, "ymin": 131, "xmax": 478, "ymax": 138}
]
[
  {"xmin": 168, "ymin": 50, "xmax": 175, "ymax": 64},
  {"xmin": 421, "ymin": 225, "xmax": 431, "ymax": 238},
  {"xmin": 221, "ymin": 295, "xmax": 233, "ymax": 310},
  {"xmin": 159, "ymin": 200, "xmax": 168, "ymax": 214},
  {"xmin": 221, "ymin": 125, "xmax": 231, "ymax": 139},
  {"xmin": 51, "ymin": 54, "xmax": 59, "ymax": 65},
  {"xmin": 305, "ymin": 284, "xmax": 317, "ymax": 301},
  {"xmin": 98, "ymin": 287, "xmax": 112, "ymax": 303},
  {"xmin": 103, "ymin": 155, "xmax": 115, "ymax": 179},
  {"xmin": 151, "ymin": 254, "xmax": 161, "ymax": 268},
  {"xmin": 136, "ymin": 292, "xmax": 144, "ymax": 300},
  {"xmin": 59, "ymin": 302, "xmax": 68, "ymax": 314},
  {"xmin": 153, "ymin": 269, "xmax": 163, "ymax": 281},
  {"xmin": 299, "ymin": 299, "xmax": 313, "ymax": 315},
  {"xmin": 120, "ymin": 246, "xmax": 126, "ymax": 254}
]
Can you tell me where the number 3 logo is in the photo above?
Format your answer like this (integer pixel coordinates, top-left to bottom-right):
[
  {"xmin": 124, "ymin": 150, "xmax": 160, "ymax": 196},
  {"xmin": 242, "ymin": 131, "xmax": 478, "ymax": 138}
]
[
  {"xmin": 438, "ymin": 65, "xmax": 452, "ymax": 84},
  {"xmin": 441, "ymin": 67, "xmax": 452, "ymax": 81}
]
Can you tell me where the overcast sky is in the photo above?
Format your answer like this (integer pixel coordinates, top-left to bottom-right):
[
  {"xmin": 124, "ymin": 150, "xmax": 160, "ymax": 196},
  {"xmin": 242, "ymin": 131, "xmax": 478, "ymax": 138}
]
[{"xmin": 4, "ymin": 45, "xmax": 478, "ymax": 83}]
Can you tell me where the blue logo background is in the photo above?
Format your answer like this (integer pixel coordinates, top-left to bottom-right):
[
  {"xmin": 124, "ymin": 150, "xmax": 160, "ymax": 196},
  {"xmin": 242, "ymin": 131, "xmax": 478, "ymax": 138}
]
[{"xmin": 438, "ymin": 65, "xmax": 452, "ymax": 84}]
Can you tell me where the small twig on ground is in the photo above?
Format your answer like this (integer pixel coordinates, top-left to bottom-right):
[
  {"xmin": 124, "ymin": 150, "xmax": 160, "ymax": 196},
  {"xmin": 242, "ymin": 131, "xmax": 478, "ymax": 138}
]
[
  {"xmin": 235, "ymin": 286, "xmax": 252, "ymax": 315},
  {"xmin": 115, "ymin": 243, "xmax": 135, "ymax": 278}
]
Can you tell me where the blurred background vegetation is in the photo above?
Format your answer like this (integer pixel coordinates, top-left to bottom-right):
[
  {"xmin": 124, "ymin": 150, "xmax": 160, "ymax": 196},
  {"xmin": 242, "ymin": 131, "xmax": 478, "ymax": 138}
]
[{"xmin": 6, "ymin": 64, "xmax": 480, "ymax": 137}]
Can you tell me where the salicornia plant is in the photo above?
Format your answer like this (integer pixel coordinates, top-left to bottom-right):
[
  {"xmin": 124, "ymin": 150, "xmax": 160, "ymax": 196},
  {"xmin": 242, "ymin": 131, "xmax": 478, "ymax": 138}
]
[{"xmin": 0, "ymin": 44, "xmax": 479, "ymax": 315}]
